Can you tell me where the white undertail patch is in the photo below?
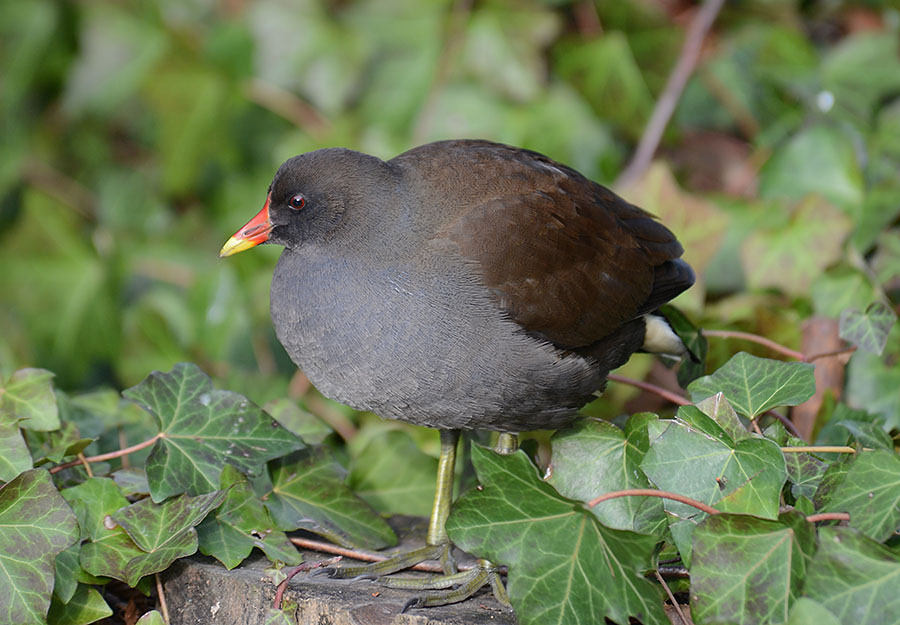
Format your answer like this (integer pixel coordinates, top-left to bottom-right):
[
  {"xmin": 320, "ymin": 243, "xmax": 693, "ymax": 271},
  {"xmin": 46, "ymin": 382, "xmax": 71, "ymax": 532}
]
[{"xmin": 642, "ymin": 314, "xmax": 687, "ymax": 357}]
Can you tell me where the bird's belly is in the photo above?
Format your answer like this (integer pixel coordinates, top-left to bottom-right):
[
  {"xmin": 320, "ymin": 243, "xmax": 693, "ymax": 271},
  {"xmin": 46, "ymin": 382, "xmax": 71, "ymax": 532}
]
[{"xmin": 270, "ymin": 250, "xmax": 602, "ymax": 431}]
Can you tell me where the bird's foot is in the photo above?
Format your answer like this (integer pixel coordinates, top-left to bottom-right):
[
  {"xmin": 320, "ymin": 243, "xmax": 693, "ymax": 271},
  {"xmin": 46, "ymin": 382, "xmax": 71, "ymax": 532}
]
[
  {"xmin": 317, "ymin": 545, "xmax": 509, "ymax": 610},
  {"xmin": 387, "ymin": 558, "xmax": 509, "ymax": 611}
]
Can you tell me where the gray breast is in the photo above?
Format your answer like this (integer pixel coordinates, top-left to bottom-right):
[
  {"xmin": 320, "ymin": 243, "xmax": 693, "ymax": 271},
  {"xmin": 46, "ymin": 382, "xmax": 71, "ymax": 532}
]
[{"xmin": 269, "ymin": 245, "xmax": 603, "ymax": 431}]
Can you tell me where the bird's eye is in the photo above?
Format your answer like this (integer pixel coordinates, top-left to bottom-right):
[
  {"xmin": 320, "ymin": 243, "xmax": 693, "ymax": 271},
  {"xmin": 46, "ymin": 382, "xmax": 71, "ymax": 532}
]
[{"xmin": 288, "ymin": 194, "xmax": 306, "ymax": 211}]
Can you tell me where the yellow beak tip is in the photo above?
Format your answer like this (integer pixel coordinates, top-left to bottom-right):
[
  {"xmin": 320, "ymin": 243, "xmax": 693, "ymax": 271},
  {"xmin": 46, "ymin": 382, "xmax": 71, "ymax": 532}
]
[{"xmin": 219, "ymin": 236, "xmax": 256, "ymax": 258}]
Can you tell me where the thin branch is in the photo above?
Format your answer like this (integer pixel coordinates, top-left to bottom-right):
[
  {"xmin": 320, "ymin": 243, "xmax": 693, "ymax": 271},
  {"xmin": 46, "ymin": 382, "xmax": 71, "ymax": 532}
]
[
  {"xmin": 655, "ymin": 569, "xmax": 688, "ymax": 625},
  {"xmin": 806, "ymin": 346, "xmax": 857, "ymax": 363},
  {"xmin": 765, "ymin": 410, "xmax": 802, "ymax": 439},
  {"xmin": 155, "ymin": 573, "xmax": 170, "ymax": 624},
  {"xmin": 49, "ymin": 434, "xmax": 161, "ymax": 474},
  {"xmin": 616, "ymin": 0, "xmax": 726, "ymax": 187},
  {"xmin": 22, "ymin": 158, "xmax": 97, "ymax": 220},
  {"xmin": 782, "ymin": 446, "xmax": 859, "ymax": 454},
  {"xmin": 589, "ymin": 488, "xmax": 721, "ymax": 516},
  {"xmin": 607, "ymin": 373, "xmax": 690, "ymax": 406},
  {"xmin": 243, "ymin": 78, "xmax": 331, "ymax": 139},
  {"xmin": 273, "ymin": 557, "xmax": 341, "ymax": 610},
  {"xmin": 702, "ymin": 329, "xmax": 804, "ymax": 361},
  {"xmin": 289, "ymin": 536, "xmax": 490, "ymax": 575},
  {"xmin": 806, "ymin": 512, "xmax": 850, "ymax": 523}
]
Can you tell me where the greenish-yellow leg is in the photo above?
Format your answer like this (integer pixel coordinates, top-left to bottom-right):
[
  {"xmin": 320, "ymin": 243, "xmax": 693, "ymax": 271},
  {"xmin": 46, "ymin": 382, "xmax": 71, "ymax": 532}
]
[{"xmin": 320, "ymin": 430, "xmax": 515, "ymax": 611}]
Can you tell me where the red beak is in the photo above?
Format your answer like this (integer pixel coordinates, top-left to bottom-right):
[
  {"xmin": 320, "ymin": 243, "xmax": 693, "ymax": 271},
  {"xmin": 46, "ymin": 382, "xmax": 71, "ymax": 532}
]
[{"xmin": 220, "ymin": 195, "xmax": 273, "ymax": 257}]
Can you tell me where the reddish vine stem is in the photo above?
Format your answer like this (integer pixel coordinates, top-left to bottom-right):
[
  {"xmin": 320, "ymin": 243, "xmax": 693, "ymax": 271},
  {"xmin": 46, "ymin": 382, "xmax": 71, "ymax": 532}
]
[
  {"xmin": 806, "ymin": 346, "xmax": 857, "ymax": 362},
  {"xmin": 589, "ymin": 488, "xmax": 720, "ymax": 515},
  {"xmin": 701, "ymin": 329, "xmax": 805, "ymax": 361},
  {"xmin": 806, "ymin": 512, "xmax": 851, "ymax": 523},
  {"xmin": 655, "ymin": 569, "xmax": 688, "ymax": 625},
  {"xmin": 607, "ymin": 374, "xmax": 690, "ymax": 406},
  {"xmin": 49, "ymin": 434, "xmax": 162, "ymax": 474},
  {"xmin": 289, "ymin": 537, "xmax": 481, "ymax": 574},
  {"xmin": 591, "ymin": 490, "xmax": 852, "ymax": 525},
  {"xmin": 273, "ymin": 557, "xmax": 341, "ymax": 610}
]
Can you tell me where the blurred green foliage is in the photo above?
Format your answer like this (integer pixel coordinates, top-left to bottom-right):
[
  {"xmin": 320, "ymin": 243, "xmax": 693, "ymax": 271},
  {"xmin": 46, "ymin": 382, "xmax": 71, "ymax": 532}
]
[{"xmin": 1, "ymin": 0, "xmax": 899, "ymax": 424}]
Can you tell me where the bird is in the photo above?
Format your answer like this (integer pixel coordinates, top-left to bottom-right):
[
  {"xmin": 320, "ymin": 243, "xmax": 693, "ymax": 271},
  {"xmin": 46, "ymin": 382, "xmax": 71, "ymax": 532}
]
[{"xmin": 220, "ymin": 139, "xmax": 694, "ymax": 609}]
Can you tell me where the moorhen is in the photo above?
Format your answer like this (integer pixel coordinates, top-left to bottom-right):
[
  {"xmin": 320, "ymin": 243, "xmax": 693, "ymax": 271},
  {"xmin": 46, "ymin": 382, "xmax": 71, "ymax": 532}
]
[{"xmin": 221, "ymin": 139, "xmax": 694, "ymax": 608}]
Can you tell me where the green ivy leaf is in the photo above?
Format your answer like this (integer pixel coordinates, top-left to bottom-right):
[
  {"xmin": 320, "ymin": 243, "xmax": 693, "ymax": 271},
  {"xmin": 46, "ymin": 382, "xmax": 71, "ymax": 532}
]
[
  {"xmin": 0, "ymin": 469, "xmax": 79, "ymax": 625},
  {"xmin": 804, "ymin": 528, "xmax": 900, "ymax": 624},
  {"xmin": 136, "ymin": 610, "xmax": 167, "ymax": 625},
  {"xmin": 548, "ymin": 416, "xmax": 665, "ymax": 534},
  {"xmin": 688, "ymin": 352, "xmax": 815, "ymax": 419},
  {"xmin": 197, "ymin": 465, "xmax": 301, "ymax": 569},
  {"xmin": 80, "ymin": 490, "xmax": 224, "ymax": 587},
  {"xmin": 46, "ymin": 584, "xmax": 112, "ymax": 625},
  {"xmin": 265, "ymin": 447, "xmax": 396, "ymax": 550},
  {"xmin": 815, "ymin": 450, "xmax": 900, "ymax": 542},
  {"xmin": 0, "ymin": 368, "xmax": 59, "ymax": 431},
  {"xmin": 659, "ymin": 305, "xmax": 708, "ymax": 386},
  {"xmin": 447, "ymin": 446, "xmax": 668, "ymax": 625},
  {"xmin": 347, "ymin": 429, "xmax": 437, "ymax": 517},
  {"xmin": 839, "ymin": 302, "xmax": 897, "ymax": 355},
  {"xmin": 0, "ymin": 417, "xmax": 32, "ymax": 481},
  {"xmin": 123, "ymin": 363, "xmax": 304, "ymax": 501},
  {"xmin": 641, "ymin": 408, "xmax": 787, "ymax": 566},
  {"xmin": 695, "ymin": 393, "xmax": 751, "ymax": 442},
  {"xmin": 691, "ymin": 512, "xmax": 815, "ymax": 625},
  {"xmin": 786, "ymin": 598, "xmax": 841, "ymax": 625},
  {"xmin": 759, "ymin": 125, "xmax": 863, "ymax": 212},
  {"xmin": 264, "ymin": 398, "xmax": 332, "ymax": 445},
  {"xmin": 62, "ymin": 477, "xmax": 130, "ymax": 541}
]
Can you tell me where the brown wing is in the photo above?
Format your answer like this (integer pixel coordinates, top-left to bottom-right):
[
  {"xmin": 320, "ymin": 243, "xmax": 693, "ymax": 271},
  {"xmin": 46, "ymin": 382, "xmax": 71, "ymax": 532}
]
[{"xmin": 395, "ymin": 140, "xmax": 693, "ymax": 349}]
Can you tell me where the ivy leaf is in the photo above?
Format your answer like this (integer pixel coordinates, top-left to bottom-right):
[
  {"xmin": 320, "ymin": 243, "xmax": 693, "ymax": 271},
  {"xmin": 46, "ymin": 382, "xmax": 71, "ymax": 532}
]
[
  {"xmin": 688, "ymin": 352, "xmax": 815, "ymax": 419},
  {"xmin": 695, "ymin": 393, "xmax": 751, "ymax": 442},
  {"xmin": 122, "ymin": 363, "xmax": 304, "ymax": 502},
  {"xmin": 659, "ymin": 305, "xmax": 708, "ymax": 386},
  {"xmin": 30, "ymin": 421, "xmax": 93, "ymax": 466},
  {"xmin": 641, "ymin": 408, "xmax": 787, "ymax": 566},
  {"xmin": 786, "ymin": 598, "xmax": 841, "ymax": 625},
  {"xmin": 548, "ymin": 416, "xmax": 665, "ymax": 534},
  {"xmin": 815, "ymin": 449, "xmax": 900, "ymax": 542},
  {"xmin": 265, "ymin": 447, "xmax": 396, "ymax": 550},
  {"xmin": 197, "ymin": 465, "xmax": 301, "ymax": 569},
  {"xmin": 447, "ymin": 446, "xmax": 668, "ymax": 625},
  {"xmin": 62, "ymin": 477, "xmax": 130, "ymax": 540},
  {"xmin": 46, "ymin": 584, "xmax": 112, "ymax": 625},
  {"xmin": 0, "ymin": 368, "xmax": 59, "ymax": 431},
  {"xmin": 0, "ymin": 469, "xmax": 79, "ymax": 625},
  {"xmin": 264, "ymin": 398, "xmax": 332, "ymax": 445},
  {"xmin": 80, "ymin": 490, "xmax": 224, "ymax": 587},
  {"xmin": 690, "ymin": 512, "xmax": 815, "ymax": 624},
  {"xmin": 0, "ymin": 417, "xmax": 32, "ymax": 481},
  {"xmin": 136, "ymin": 611, "xmax": 166, "ymax": 625},
  {"xmin": 839, "ymin": 302, "xmax": 897, "ymax": 355},
  {"xmin": 347, "ymin": 429, "xmax": 437, "ymax": 517},
  {"xmin": 804, "ymin": 528, "xmax": 900, "ymax": 624}
]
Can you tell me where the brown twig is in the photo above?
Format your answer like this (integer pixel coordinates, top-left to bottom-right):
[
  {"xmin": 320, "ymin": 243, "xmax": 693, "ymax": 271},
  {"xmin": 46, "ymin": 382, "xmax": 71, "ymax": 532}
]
[
  {"xmin": 412, "ymin": 0, "xmax": 473, "ymax": 144},
  {"xmin": 616, "ymin": 0, "xmax": 726, "ymax": 187},
  {"xmin": 273, "ymin": 557, "xmax": 342, "ymax": 610},
  {"xmin": 765, "ymin": 410, "xmax": 803, "ymax": 439},
  {"xmin": 22, "ymin": 158, "xmax": 97, "ymax": 220},
  {"xmin": 589, "ymin": 488, "xmax": 720, "ymax": 516},
  {"xmin": 806, "ymin": 512, "xmax": 850, "ymax": 523},
  {"xmin": 49, "ymin": 434, "xmax": 162, "ymax": 474},
  {"xmin": 76, "ymin": 452, "xmax": 94, "ymax": 478},
  {"xmin": 288, "ymin": 537, "xmax": 479, "ymax": 574},
  {"xmin": 655, "ymin": 569, "xmax": 688, "ymax": 625},
  {"xmin": 243, "ymin": 78, "xmax": 331, "ymax": 139},
  {"xmin": 155, "ymin": 573, "xmax": 170, "ymax": 624},
  {"xmin": 607, "ymin": 373, "xmax": 690, "ymax": 406},
  {"xmin": 701, "ymin": 330, "xmax": 805, "ymax": 361},
  {"xmin": 781, "ymin": 446, "xmax": 859, "ymax": 454},
  {"xmin": 805, "ymin": 346, "xmax": 857, "ymax": 363}
]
